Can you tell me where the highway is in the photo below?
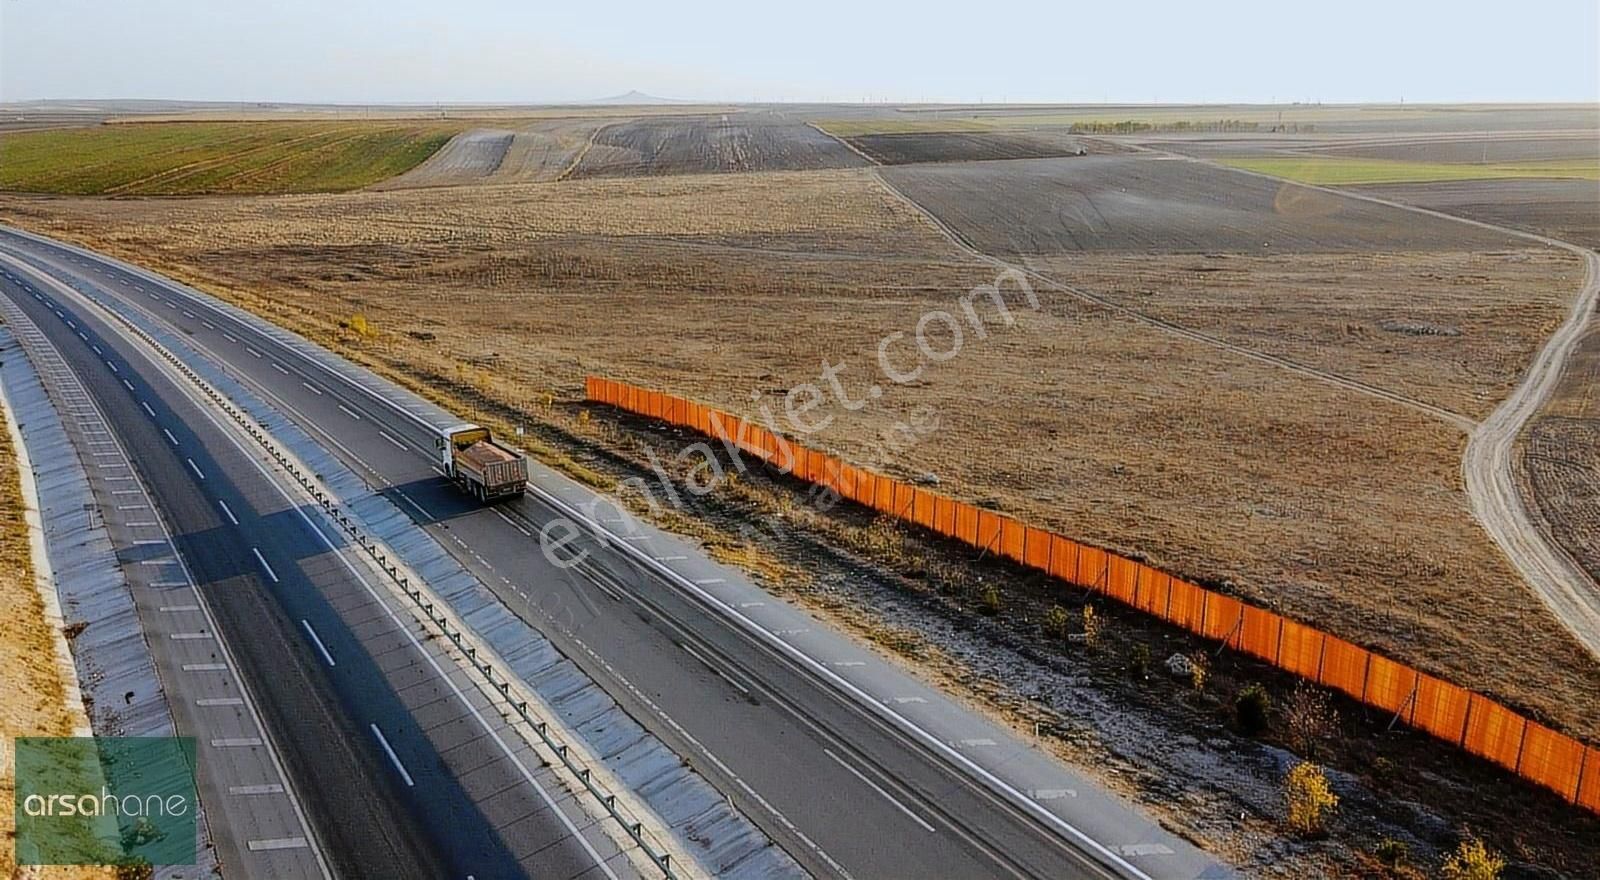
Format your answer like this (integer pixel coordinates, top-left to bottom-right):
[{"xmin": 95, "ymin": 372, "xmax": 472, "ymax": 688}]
[
  {"xmin": 0, "ymin": 249, "xmax": 635, "ymax": 878},
  {"xmin": 0, "ymin": 226, "xmax": 1226, "ymax": 880}
]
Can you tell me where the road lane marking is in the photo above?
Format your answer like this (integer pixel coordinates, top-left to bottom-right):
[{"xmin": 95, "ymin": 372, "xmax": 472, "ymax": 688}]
[
  {"xmin": 104, "ymin": 360, "xmax": 118, "ymax": 372},
  {"xmin": 141, "ymin": 401, "xmax": 156, "ymax": 417},
  {"xmin": 370, "ymin": 725, "xmax": 413, "ymax": 787},
  {"xmin": 182, "ymin": 310, "xmax": 195, "ymax": 319},
  {"xmin": 682, "ymin": 643, "xmax": 750, "ymax": 695},
  {"xmin": 301, "ymin": 620, "xmax": 336, "ymax": 667},
  {"xmin": 271, "ymin": 362, "xmax": 290, "ymax": 375},
  {"xmin": 171, "ymin": 633, "xmax": 213, "ymax": 641},
  {"xmin": 159, "ymin": 605, "xmax": 201, "ymax": 612},
  {"xmin": 209, "ymin": 737, "xmax": 262, "ymax": 748},
  {"xmin": 338, "ymin": 403, "xmax": 361, "ymax": 420},
  {"xmin": 223, "ymin": 332, "xmax": 238, "ymax": 343},
  {"xmin": 196, "ymin": 697, "xmax": 243, "ymax": 707},
  {"xmin": 183, "ymin": 663, "xmax": 229, "ymax": 672},
  {"xmin": 218, "ymin": 499, "xmax": 240, "ymax": 525},
  {"xmin": 251, "ymin": 548, "xmax": 279, "ymax": 583},
  {"xmin": 831, "ymin": 661, "xmax": 866, "ymax": 668},
  {"xmin": 248, "ymin": 837, "xmax": 308, "ymax": 852},
  {"xmin": 695, "ymin": 577, "xmax": 725, "ymax": 585},
  {"xmin": 823, "ymin": 748, "xmax": 936, "ymax": 833},
  {"xmin": 959, "ymin": 738, "xmax": 997, "ymax": 748},
  {"xmin": 377, "ymin": 430, "xmax": 406, "ymax": 450},
  {"xmin": 186, "ymin": 458, "xmax": 205, "ymax": 480},
  {"xmin": 1029, "ymin": 788, "xmax": 1077, "ymax": 800},
  {"xmin": 121, "ymin": 379, "xmax": 133, "ymax": 391},
  {"xmin": 201, "ymin": 320, "xmax": 215, "ymax": 330},
  {"xmin": 92, "ymin": 344, "xmax": 102, "ymax": 355},
  {"xmin": 301, "ymin": 381, "xmax": 322, "ymax": 395},
  {"xmin": 245, "ymin": 346, "xmax": 262, "ymax": 358},
  {"xmin": 163, "ymin": 428, "xmax": 179, "ymax": 446},
  {"xmin": 229, "ymin": 784, "xmax": 285, "ymax": 795}
]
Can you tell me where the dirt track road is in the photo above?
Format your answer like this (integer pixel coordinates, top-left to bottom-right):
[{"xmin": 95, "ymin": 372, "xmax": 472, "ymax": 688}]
[{"xmin": 875, "ymin": 149, "xmax": 1600, "ymax": 661}]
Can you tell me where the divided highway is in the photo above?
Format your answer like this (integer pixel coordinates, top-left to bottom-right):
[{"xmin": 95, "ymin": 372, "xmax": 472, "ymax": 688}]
[
  {"xmin": 0, "ymin": 227, "xmax": 1227, "ymax": 880},
  {"xmin": 0, "ymin": 251, "xmax": 634, "ymax": 878}
]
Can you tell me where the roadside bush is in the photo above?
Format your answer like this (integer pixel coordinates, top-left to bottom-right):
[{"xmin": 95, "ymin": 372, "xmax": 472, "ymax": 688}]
[
  {"xmin": 1375, "ymin": 837, "xmax": 1409, "ymax": 869},
  {"xmin": 1283, "ymin": 761, "xmax": 1337, "ymax": 836},
  {"xmin": 1285, "ymin": 681, "xmax": 1339, "ymax": 759},
  {"xmin": 1441, "ymin": 835, "xmax": 1505, "ymax": 880},
  {"xmin": 979, "ymin": 585, "xmax": 1002, "ymax": 616},
  {"xmin": 1235, "ymin": 683, "xmax": 1271, "ymax": 735},
  {"xmin": 1081, "ymin": 605, "xmax": 1102, "ymax": 649},
  {"xmin": 1043, "ymin": 605, "xmax": 1070, "ymax": 641},
  {"xmin": 1188, "ymin": 651, "xmax": 1209, "ymax": 691}
]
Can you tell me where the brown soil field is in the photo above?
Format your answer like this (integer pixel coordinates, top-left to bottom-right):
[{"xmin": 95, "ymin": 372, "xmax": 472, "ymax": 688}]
[
  {"xmin": 1019, "ymin": 249, "xmax": 1583, "ymax": 421},
  {"xmin": 1520, "ymin": 318, "xmax": 1600, "ymax": 609},
  {"xmin": 4, "ymin": 169, "xmax": 1597, "ymax": 747},
  {"xmin": 843, "ymin": 130, "xmax": 1096, "ymax": 165},
  {"xmin": 883, "ymin": 154, "xmax": 1523, "ymax": 254},
  {"xmin": 374, "ymin": 127, "xmax": 515, "ymax": 188},
  {"xmin": 1353, "ymin": 179, "xmax": 1600, "ymax": 250},
  {"xmin": 570, "ymin": 111, "xmax": 866, "ymax": 177},
  {"xmin": 380, "ymin": 118, "xmax": 610, "ymax": 188}
]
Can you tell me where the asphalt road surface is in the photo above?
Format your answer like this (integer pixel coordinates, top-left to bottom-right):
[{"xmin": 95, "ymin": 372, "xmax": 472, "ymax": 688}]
[{"xmin": 0, "ymin": 254, "xmax": 632, "ymax": 879}]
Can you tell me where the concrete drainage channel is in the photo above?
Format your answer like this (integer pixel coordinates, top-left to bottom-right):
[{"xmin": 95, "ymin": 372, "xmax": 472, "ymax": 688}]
[{"xmin": 24, "ymin": 254, "xmax": 802, "ymax": 879}]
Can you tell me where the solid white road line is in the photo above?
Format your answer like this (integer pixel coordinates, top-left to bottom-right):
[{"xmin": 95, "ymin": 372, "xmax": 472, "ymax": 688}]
[
  {"xmin": 251, "ymin": 548, "xmax": 279, "ymax": 583},
  {"xmin": 370, "ymin": 725, "xmax": 413, "ymax": 787},
  {"xmin": 218, "ymin": 499, "xmax": 240, "ymax": 525},
  {"xmin": 301, "ymin": 620, "xmax": 336, "ymax": 667},
  {"xmin": 823, "ymin": 748, "xmax": 936, "ymax": 833}
]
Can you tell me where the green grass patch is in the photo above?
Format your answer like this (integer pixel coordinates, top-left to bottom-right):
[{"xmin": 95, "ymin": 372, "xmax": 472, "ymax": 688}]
[
  {"xmin": 1218, "ymin": 155, "xmax": 1600, "ymax": 185},
  {"xmin": 0, "ymin": 121, "xmax": 466, "ymax": 195}
]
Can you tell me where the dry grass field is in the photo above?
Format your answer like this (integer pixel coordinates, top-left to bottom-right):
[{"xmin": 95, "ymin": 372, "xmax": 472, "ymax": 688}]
[{"xmin": 4, "ymin": 157, "xmax": 1598, "ymax": 743}]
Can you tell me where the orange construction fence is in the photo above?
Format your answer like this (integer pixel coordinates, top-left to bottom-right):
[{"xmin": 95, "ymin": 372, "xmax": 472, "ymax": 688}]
[{"xmin": 585, "ymin": 376, "xmax": 1600, "ymax": 814}]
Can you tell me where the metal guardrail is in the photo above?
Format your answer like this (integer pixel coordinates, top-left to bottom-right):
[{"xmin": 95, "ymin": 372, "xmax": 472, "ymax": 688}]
[{"xmin": 71, "ymin": 288, "xmax": 681, "ymax": 879}]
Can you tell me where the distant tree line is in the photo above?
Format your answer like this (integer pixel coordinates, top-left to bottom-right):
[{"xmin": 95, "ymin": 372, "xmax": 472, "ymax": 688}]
[{"xmin": 1067, "ymin": 119, "xmax": 1289, "ymax": 133}]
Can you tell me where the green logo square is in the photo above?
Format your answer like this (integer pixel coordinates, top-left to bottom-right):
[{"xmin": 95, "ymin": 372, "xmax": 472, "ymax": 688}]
[{"xmin": 14, "ymin": 736, "xmax": 198, "ymax": 868}]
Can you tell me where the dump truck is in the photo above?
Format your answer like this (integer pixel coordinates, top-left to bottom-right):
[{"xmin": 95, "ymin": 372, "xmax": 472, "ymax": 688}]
[{"xmin": 436, "ymin": 423, "xmax": 528, "ymax": 501}]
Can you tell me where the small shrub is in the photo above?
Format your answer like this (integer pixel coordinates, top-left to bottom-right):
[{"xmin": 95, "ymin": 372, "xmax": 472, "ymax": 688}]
[
  {"xmin": 1371, "ymin": 755, "xmax": 1396, "ymax": 786},
  {"xmin": 1128, "ymin": 643, "xmax": 1151, "ymax": 679},
  {"xmin": 1043, "ymin": 605, "xmax": 1071, "ymax": 640},
  {"xmin": 1081, "ymin": 605, "xmax": 1102, "ymax": 648},
  {"xmin": 1441, "ymin": 835, "xmax": 1505, "ymax": 880},
  {"xmin": 1188, "ymin": 651, "xmax": 1209, "ymax": 691},
  {"xmin": 1235, "ymin": 683, "xmax": 1272, "ymax": 735},
  {"xmin": 1375, "ymin": 837, "xmax": 1409, "ymax": 868},
  {"xmin": 1284, "ymin": 761, "xmax": 1338, "ymax": 836},
  {"xmin": 979, "ymin": 585, "xmax": 1002, "ymax": 616},
  {"xmin": 1286, "ymin": 682, "xmax": 1339, "ymax": 759},
  {"xmin": 348, "ymin": 312, "xmax": 375, "ymax": 338}
]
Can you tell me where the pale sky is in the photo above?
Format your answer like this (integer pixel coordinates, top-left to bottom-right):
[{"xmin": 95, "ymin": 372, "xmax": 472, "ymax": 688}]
[{"xmin": 2, "ymin": 0, "xmax": 1597, "ymax": 104}]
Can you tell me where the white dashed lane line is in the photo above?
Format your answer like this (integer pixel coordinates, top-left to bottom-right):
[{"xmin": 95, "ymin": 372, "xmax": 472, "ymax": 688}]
[
  {"xmin": 186, "ymin": 458, "xmax": 206, "ymax": 480},
  {"xmin": 271, "ymin": 363, "xmax": 290, "ymax": 375},
  {"xmin": 377, "ymin": 430, "xmax": 406, "ymax": 450},
  {"xmin": 218, "ymin": 499, "xmax": 240, "ymax": 526},
  {"xmin": 338, "ymin": 404, "xmax": 361, "ymax": 420},
  {"xmin": 370, "ymin": 725, "xmax": 413, "ymax": 787},
  {"xmin": 301, "ymin": 381, "xmax": 323, "ymax": 395},
  {"xmin": 301, "ymin": 621, "xmax": 336, "ymax": 667},
  {"xmin": 251, "ymin": 548, "xmax": 279, "ymax": 583},
  {"xmin": 141, "ymin": 401, "xmax": 156, "ymax": 417}
]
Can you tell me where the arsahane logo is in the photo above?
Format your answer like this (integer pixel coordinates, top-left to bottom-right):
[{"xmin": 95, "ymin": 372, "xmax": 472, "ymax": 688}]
[{"xmin": 13, "ymin": 736, "xmax": 198, "ymax": 867}]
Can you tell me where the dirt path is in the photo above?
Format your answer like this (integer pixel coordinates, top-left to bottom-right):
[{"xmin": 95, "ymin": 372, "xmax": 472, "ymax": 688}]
[{"xmin": 874, "ymin": 152, "xmax": 1600, "ymax": 661}]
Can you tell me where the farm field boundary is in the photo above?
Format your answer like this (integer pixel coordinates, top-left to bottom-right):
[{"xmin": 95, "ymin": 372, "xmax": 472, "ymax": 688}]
[{"xmin": 585, "ymin": 375, "xmax": 1600, "ymax": 815}]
